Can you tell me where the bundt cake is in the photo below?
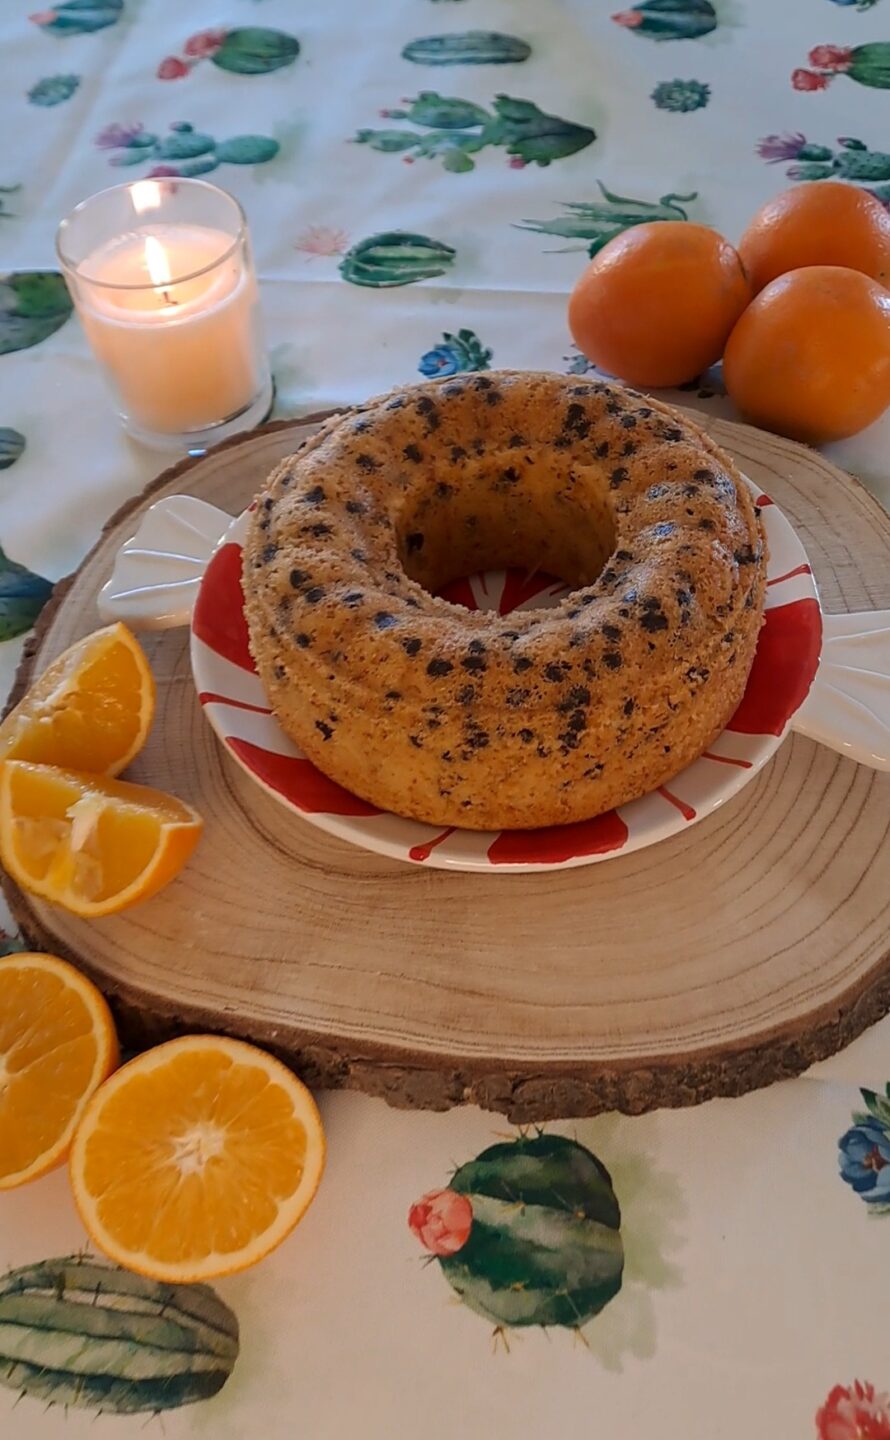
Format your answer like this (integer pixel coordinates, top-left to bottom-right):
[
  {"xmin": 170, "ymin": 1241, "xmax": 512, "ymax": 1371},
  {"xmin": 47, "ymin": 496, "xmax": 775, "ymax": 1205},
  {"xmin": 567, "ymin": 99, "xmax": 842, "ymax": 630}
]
[{"xmin": 243, "ymin": 371, "xmax": 767, "ymax": 829}]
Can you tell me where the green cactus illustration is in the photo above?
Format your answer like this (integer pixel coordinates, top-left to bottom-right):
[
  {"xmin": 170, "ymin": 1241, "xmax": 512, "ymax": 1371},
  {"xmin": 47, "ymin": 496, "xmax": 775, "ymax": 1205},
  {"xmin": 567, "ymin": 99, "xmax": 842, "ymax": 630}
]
[
  {"xmin": 651, "ymin": 77, "xmax": 710, "ymax": 110},
  {"xmin": 339, "ymin": 232, "xmax": 456, "ymax": 287},
  {"xmin": 612, "ymin": 0, "xmax": 718, "ymax": 40},
  {"xmin": 518, "ymin": 181, "xmax": 698, "ymax": 256},
  {"xmin": 0, "ymin": 548, "xmax": 52, "ymax": 640},
  {"xmin": 0, "ymin": 429, "xmax": 26, "ymax": 471},
  {"xmin": 356, "ymin": 91, "xmax": 594, "ymax": 172},
  {"xmin": 29, "ymin": 0, "xmax": 123, "ymax": 36},
  {"xmin": 795, "ymin": 43, "xmax": 890, "ymax": 90},
  {"xmin": 758, "ymin": 133, "xmax": 890, "ymax": 185},
  {"xmin": 214, "ymin": 27, "xmax": 299, "ymax": 73},
  {"xmin": 402, "ymin": 32, "xmax": 532, "ymax": 65},
  {"xmin": 97, "ymin": 121, "xmax": 279, "ymax": 176},
  {"xmin": 0, "ymin": 271, "xmax": 73, "ymax": 356},
  {"xmin": 0, "ymin": 1255, "xmax": 239, "ymax": 1414},
  {"xmin": 27, "ymin": 73, "xmax": 80, "ymax": 106},
  {"xmin": 410, "ymin": 1134, "xmax": 624, "ymax": 1333},
  {"xmin": 158, "ymin": 27, "xmax": 299, "ymax": 80}
]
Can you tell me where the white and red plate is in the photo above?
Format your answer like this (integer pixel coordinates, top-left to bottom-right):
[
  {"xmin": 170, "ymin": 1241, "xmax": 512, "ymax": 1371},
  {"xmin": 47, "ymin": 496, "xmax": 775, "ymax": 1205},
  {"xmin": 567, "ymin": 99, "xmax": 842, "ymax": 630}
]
[{"xmin": 100, "ymin": 486, "xmax": 890, "ymax": 873}]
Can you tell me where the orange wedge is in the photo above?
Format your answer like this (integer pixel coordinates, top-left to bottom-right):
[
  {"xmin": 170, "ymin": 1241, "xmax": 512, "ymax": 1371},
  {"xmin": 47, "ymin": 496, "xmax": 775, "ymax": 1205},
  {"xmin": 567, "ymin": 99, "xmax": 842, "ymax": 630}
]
[
  {"xmin": 0, "ymin": 952, "xmax": 118, "ymax": 1189},
  {"xmin": 0, "ymin": 761, "xmax": 202, "ymax": 917},
  {"xmin": 0, "ymin": 623, "xmax": 155, "ymax": 777},
  {"xmin": 69, "ymin": 1035, "xmax": 326, "ymax": 1282}
]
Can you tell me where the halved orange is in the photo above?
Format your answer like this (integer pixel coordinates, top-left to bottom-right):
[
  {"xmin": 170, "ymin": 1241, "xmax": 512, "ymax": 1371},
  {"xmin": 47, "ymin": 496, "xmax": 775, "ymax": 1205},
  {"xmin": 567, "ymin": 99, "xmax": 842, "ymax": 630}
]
[
  {"xmin": 70, "ymin": 1035, "xmax": 326, "ymax": 1282},
  {"xmin": 0, "ymin": 952, "xmax": 118, "ymax": 1189},
  {"xmin": 0, "ymin": 761, "xmax": 203, "ymax": 917},
  {"xmin": 0, "ymin": 623, "xmax": 155, "ymax": 777}
]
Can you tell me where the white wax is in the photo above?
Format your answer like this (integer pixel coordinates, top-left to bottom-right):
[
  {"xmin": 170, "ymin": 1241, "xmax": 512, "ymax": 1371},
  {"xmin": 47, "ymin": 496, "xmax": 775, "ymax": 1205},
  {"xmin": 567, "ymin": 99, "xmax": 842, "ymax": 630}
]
[{"xmin": 77, "ymin": 225, "xmax": 264, "ymax": 435}]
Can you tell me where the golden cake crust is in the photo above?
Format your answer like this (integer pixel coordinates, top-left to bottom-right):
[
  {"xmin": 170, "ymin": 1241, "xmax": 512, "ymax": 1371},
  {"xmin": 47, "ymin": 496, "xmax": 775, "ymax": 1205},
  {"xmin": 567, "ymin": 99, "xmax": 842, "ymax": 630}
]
[{"xmin": 243, "ymin": 372, "xmax": 767, "ymax": 829}]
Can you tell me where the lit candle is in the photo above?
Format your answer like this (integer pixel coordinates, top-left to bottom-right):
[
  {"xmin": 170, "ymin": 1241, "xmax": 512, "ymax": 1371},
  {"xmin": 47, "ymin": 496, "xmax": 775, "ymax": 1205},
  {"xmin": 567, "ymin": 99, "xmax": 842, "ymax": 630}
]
[{"xmin": 58, "ymin": 179, "xmax": 272, "ymax": 448}]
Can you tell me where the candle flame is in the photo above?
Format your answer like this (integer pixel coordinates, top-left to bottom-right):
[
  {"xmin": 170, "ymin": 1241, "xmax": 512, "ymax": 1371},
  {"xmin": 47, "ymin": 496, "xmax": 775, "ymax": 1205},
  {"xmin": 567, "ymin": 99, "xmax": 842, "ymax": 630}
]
[{"xmin": 144, "ymin": 235, "xmax": 173, "ymax": 293}]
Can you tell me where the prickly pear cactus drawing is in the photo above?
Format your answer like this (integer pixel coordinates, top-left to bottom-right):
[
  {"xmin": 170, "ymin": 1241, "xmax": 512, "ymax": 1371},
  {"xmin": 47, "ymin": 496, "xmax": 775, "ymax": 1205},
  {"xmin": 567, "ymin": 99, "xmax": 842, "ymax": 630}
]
[
  {"xmin": 0, "ymin": 548, "xmax": 52, "ymax": 639},
  {"xmin": 95, "ymin": 121, "xmax": 279, "ymax": 177},
  {"xmin": 418, "ymin": 328, "xmax": 492, "ymax": 377},
  {"xmin": 27, "ymin": 73, "xmax": 80, "ymax": 105},
  {"xmin": 29, "ymin": 0, "xmax": 123, "ymax": 36},
  {"xmin": 518, "ymin": 182, "xmax": 698, "ymax": 257},
  {"xmin": 0, "ymin": 271, "xmax": 72, "ymax": 356},
  {"xmin": 757, "ymin": 132, "xmax": 890, "ymax": 197},
  {"xmin": 826, "ymin": 0, "xmax": 880, "ymax": 9},
  {"xmin": 339, "ymin": 232, "xmax": 456, "ymax": 287},
  {"xmin": 793, "ymin": 43, "xmax": 890, "ymax": 90},
  {"xmin": 402, "ymin": 33, "xmax": 531, "ymax": 65},
  {"xmin": 0, "ymin": 1254, "xmax": 239, "ymax": 1414},
  {"xmin": 651, "ymin": 78, "xmax": 710, "ymax": 110},
  {"xmin": 612, "ymin": 0, "xmax": 718, "ymax": 40},
  {"xmin": 0, "ymin": 429, "xmax": 26, "ymax": 471},
  {"xmin": 158, "ymin": 27, "xmax": 299, "ymax": 81},
  {"xmin": 356, "ymin": 91, "xmax": 594, "ymax": 172},
  {"xmin": 409, "ymin": 1134, "xmax": 624, "ymax": 1339}
]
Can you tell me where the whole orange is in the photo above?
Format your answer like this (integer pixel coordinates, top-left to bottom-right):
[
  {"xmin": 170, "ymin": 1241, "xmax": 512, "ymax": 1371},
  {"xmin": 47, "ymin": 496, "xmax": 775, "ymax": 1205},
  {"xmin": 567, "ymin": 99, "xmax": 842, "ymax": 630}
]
[
  {"xmin": 739, "ymin": 181, "xmax": 890, "ymax": 294},
  {"xmin": 723, "ymin": 266, "xmax": 890, "ymax": 444},
  {"xmin": 568, "ymin": 222, "xmax": 751, "ymax": 388}
]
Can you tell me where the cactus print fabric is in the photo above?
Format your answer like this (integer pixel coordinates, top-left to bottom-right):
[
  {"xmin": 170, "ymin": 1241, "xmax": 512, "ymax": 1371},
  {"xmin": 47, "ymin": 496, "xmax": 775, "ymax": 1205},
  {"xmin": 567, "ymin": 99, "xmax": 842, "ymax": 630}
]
[{"xmin": 3, "ymin": 1, "xmax": 890, "ymax": 1436}]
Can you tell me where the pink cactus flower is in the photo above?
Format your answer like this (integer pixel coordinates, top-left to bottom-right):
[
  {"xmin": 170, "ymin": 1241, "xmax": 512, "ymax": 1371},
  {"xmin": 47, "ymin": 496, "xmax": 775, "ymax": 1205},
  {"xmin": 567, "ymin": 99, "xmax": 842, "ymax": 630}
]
[
  {"xmin": 184, "ymin": 28, "xmax": 227, "ymax": 58},
  {"xmin": 792, "ymin": 68, "xmax": 831, "ymax": 91},
  {"xmin": 611, "ymin": 9, "xmax": 644, "ymax": 26},
  {"xmin": 408, "ymin": 1189, "xmax": 473, "ymax": 1256},
  {"xmin": 95, "ymin": 122, "xmax": 144, "ymax": 150},
  {"xmin": 808, "ymin": 44, "xmax": 853, "ymax": 73},
  {"xmin": 29, "ymin": 10, "xmax": 57, "ymax": 24},
  {"xmin": 157, "ymin": 56, "xmax": 190, "ymax": 81},
  {"xmin": 757, "ymin": 132, "xmax": 807, "ymax": 163},
  {"xmin": 147, "ymin": 165, "xmax": 181, "ymax": 178},
  {"xmin": 402, "ymin": 156, "xmax": 415, "ymax": 165},
  {"xmin": 508, "ymin": 156, "xmax": 527, "ymax": 169},
  {"xmin": 816, "ymin": 1381, "xmax": 890, "ymax": 1440}
]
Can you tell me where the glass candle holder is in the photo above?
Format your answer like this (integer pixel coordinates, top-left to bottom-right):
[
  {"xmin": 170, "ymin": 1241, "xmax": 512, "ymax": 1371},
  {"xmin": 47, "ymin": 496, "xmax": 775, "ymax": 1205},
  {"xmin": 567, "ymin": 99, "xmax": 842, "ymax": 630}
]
[{"xmin": 57, "ymin": 178, "xmax": 273, "ymax": 452}]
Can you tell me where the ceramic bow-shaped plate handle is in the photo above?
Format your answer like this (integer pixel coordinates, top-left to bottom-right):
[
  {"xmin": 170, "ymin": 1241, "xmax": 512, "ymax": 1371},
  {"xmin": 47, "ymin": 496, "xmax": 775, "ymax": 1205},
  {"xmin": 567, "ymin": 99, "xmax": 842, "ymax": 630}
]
[
  {"xmin": 792, "ymin": 610, "xmax": 890, "ymax": 771},
  {"xmin": 98, "ymin": 495, "xmax": 234, "ymax": 630},
  {"xmin": 98, "ymin": 495, "xmax": 890, "ymax": 774}
]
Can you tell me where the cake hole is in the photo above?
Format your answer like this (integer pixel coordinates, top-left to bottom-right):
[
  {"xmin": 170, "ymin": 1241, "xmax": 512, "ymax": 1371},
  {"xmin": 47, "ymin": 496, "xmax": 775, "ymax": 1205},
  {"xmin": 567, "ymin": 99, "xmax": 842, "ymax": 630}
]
[{"xmin": 396, "ymin": 454, "xmax": 617, "ymax": 598}]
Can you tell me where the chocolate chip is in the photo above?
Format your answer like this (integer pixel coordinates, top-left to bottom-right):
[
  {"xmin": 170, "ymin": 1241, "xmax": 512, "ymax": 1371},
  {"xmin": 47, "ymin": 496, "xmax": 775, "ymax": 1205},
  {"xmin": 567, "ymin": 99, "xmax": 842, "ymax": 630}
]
[
  {"xmin": 407, "ymin": 532, "xmax": 424, "ymax": 553},
  {"xmin": 474, "ymin": 375, "xmax": 493, "ymax": 390},
  {"xmin": 544, "ymin": 661, "xmax": 570, "ymax": 682},
  {"xmin": 519, "ymin": 728, "xmax": 534, "ymax": 743},
  {"xmin": 609, "ymin": 467, "xmax": 629, "ymax": 489},
  {"xmin": 386, "ymin": 397, "xmax": 405, "ymax": 411},
  {"xmin": 602, "ymin": 624, "xmax": 621, "ymax": 641},
  {"xmin": 468, "ymin": 639, "xmax": 485, "ymax": 654},
  {"xmin": 302, "ymin": 485, "xmax": 325, "ymax": 505},
  {"xmin": 500, "ymin": 466, "xmax": 520, "ymax": 485},
  {"xmin": 698, "ymin": 517, "xmax": 715, "ymax": 531},
  {"xmin": 290, "ymin": 568, "xmax": 308, "ymax": 589},
  {"xmin": 315, "ymin": 720, "xmax": 333, "ymax": 740},
  {"xmin": 345, "ymin": 499, "xmax": 366, "ymax": 516},
  {"xmin": 355, "ymin": 453, "xmax": 379, "ymax": 473},
  {"xmin": 304, "ymin": 586, "xmax": 325, "ymax": 604},
  {"xmin": 641, "ymin": 609, "xmax": 669, "ymax": 633},
  {"xmin": 409, "ymin": 735, "xmax": 423, "ymax": 749},
  {"xmin": 417, "ymin": 395, "xmax": 440, "ymax": 428},
  {"xmin": 274, "ymin": 664, "xmax": 285, "ymax": 680},
  {"xmin": 403, "ymin": 443, "xmax": 423, "ymax": 463},
  {"xmin": 563, "ymin": 402, "xmax": 591, "ymax": 439},
  {"xmin": 426, "ymin": 658, "xmax": 453, "ymax": 677},
  {"xmin": 351, "ymin": 549, "xmax": 368, "ymax": 563},
  {"xmin": 603, "ymin": 650, "xmax": 622, "ymax": 670},
  {"xmin": 403, "ymin": 637, "xmax": 422, "ymax": 656},
  {"xmin": 484, "ymin": 390, "xmax": 502, "ymax": 406},
  {"xmin": 620, "ymin": 414, "xmax": 637, "ymax": 429},
  {"xmin": 262, "ymin": 543, "xmax": 278, "ymax": 563},
  {"xmin": 693, "ymin": 468, "xmax": 714, "ymax": 481},
  {"xmin": 436, "ymin": 481, "xmax": 454, "ymax": 497},
  {"xmin": 513, "ymin": 656, "xmax": 533, "ymax": 674},
  {"xmin": 457, "ymin": 685, "xmax": 475, "ymax": 705},
  {"xmin": 295, "ymin": 633, "xmax": 311, "ymax": 648},
  {"xmin": 508, "ymin": 433, "xmax": 526, "ymax": 448},
  {"xmin": 615, "ymin": 549, "xmax": 633, "ymax": 562},
  {"xmin": 621, "ymin": 439, "xmax": 637, "ymax": 456},
  {"xmin": 594, "ymin": 440, "xmax": 610, "ymax": 458},
  {"xmin": 461, "ymin": 655, "xmax": 486, "ymax": 674},
  {"xmin": 343, "ymin": 591, "xmax": 363, "ymax": 607},
  {"xmin": 558, "ymin": 686, "xmax": 590, "ymax": 713},
  {"xmin": 623, "ymin": 697, "xmax": 635, "ymax": 716},
  {"xmin": 263, "ymin": 497, "xmax": 274, "ymax": 511},
  {"xmin": 373, "ymin": 611, "xmax": 397, "ymax": 630},
  {"xmin": 450, "ymin": 446, "xmax": 467, "ymax": 463},
  {"xmin": 385, "ymin": 690, "xmax": 401, "ymax": 701},
  {"xmin": 652, "ymin": 522, "xmax": 675, "ymax": 538},
  {"xmin": 306, "ymin": 522, "xmax": 333, "ymax": 538}
]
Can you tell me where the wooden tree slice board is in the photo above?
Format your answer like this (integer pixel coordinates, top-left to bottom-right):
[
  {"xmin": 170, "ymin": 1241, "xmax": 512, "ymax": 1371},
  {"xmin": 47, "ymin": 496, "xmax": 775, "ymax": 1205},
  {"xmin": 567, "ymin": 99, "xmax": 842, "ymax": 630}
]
[{"xmin": 5, "ymin": 412, "xmax": 890, "ymax": 1122}]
